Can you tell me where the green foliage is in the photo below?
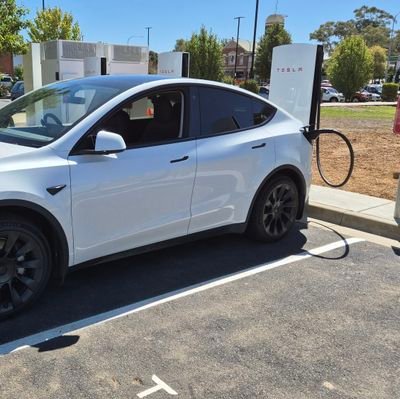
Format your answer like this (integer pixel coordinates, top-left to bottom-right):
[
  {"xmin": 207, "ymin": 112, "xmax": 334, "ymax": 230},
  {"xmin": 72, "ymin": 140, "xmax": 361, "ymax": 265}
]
[
  {"xmin": 310, "ymin": 6, "xmax": 393, "ymax": 54},
  {"xmin": 28, "ymin": 7, "xmax": 82, "ymax": 42},
  {"xmin": 185, "ymin": 26, "xmax": 223, "ymax": 81},
  {"xmin": 148, "ymin": 51, "xmax": 158, "ymax": 74},
  {"xmin": 13, "ymin": 65, "xmax": 23, "ymax": 81},
  {"xmin": 239, "ymin": 80, "xmax": 259, "ymax": 94},
  {"xmin": 369, "ymin": 45, "xmax": 386, "ymax": 79},
  {"xmin": 221, "ymin": 76, "xmax": 234, "ymax": 85},
  {"xmin": 0, "ymin": 84, "xmax": 9, "ymax": 97},
  {"xmin": 255, "ymin": 24, "xmax": 292, "ymax": 82},
  {"xmin": 173, "ymin": 39, "xmax": 186, "ymax": 52},
  {"xmin": 0, "ymin": 0, "xmax": 28, "ymax": 54},
  {"xmin": 381, "ymin": 83, "xmax": 399, "ymax": 101},
  {"xmin": 327, "ymin": 36, "xmax": 373, "ymax": 101}
]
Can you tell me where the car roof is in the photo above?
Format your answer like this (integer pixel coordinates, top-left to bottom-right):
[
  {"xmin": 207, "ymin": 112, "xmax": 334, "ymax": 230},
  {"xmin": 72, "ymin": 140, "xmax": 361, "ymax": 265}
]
[{"xmin": 65, "ymin": 74, "xmax": 168, "ymax": 89}]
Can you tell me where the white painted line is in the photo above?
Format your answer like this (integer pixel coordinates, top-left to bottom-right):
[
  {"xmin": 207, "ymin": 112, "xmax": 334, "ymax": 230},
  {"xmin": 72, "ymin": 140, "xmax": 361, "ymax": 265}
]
[
  {"xmin": 0, "ymin": 237, "xmax": 364, "ymax": 356},
  {"xmin": 137, "ymin": 375, "xmax": 178, "ymax": 397}
]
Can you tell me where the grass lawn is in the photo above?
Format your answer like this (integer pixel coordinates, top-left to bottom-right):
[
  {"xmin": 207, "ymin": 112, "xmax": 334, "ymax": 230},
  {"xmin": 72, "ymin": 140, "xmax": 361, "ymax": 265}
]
[{"xmin": 321, "ymin": 105, "xmax": 396, "ymax": 121}]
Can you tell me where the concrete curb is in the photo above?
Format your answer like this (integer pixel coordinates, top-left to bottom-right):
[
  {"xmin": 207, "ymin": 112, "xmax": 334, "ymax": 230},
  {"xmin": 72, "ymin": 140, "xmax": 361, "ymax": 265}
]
[{"xmin": 307, "ymin": 202, "xmax": 400, "ymax": 241}]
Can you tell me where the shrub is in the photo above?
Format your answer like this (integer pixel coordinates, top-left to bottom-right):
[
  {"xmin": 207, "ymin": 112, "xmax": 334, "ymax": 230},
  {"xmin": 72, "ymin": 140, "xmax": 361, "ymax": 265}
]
[
  {"xmin": 13, "ymin": 65, "xmax": 23, "ymax": 81},
  {"xmin": 0, "ymin": 84, "xmax": 9, "ymax": 98},
  {"xmin": 221, "ymin": 76, "xmax": 234, "ymax": 85},
  {"xmin": 239, "ymin": 79, "xmax": 259, "ymax": 94},
  {"xmin": 381, "ymin": 83, "xmax": 399, "ymax": 102}
]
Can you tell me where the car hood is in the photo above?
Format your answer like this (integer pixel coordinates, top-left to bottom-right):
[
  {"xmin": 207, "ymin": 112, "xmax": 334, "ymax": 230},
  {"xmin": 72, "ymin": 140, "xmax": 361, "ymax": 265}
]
[{"xmin": 0, "ymin": 142, "xmax": 36, "ymax": 159}]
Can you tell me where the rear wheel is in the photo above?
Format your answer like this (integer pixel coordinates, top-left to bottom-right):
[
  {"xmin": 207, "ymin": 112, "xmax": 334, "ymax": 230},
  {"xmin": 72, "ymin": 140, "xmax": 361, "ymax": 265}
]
[
  {"xmin": 247, "ymin": 176, "xmax": 299, "ymax": 242},
  {"xmin": 0, "ymin": 215, "xmax": 51, "ymax": 320}
]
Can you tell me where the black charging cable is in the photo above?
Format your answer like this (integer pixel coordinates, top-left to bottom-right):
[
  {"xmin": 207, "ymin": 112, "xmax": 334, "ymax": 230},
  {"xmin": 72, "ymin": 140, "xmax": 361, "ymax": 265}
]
[{"xmin": 303, "ymin": 100, "xmax": 355, "ymax": 188}]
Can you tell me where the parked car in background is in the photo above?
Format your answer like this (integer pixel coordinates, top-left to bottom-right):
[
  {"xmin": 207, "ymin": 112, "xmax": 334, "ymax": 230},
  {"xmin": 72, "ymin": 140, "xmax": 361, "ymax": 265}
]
[
  {"xmin": 0, "ymin": 75, "xmax": 13, "ymax": 90},
  {"xmin": 364, "ymin": 91, "xmax": 381, "ymax": 102},
  {"xmin": 0, "ymin": 75, "xmax": 312, "ymax": 319},
  {"xmin": 351, "ymin": 91, "xmax": 369, "ymax": 102},
  {"xmin": 258, "ymin": 86, "xmax": 269, "ymax": 99},
  {"xmin": 321, "ymin": 87, "xmax": 345, "ymax": 102},
  {"xmin": 321, "ymin": 80, "xmax": 332, "ymax": 88},
  {"xmin": 364, "ymin": 85, "xmax": 382, "ymax": 96},
  {"xmin": 10, "ymin": 81, "xmax": 24, "ymax": 101}
]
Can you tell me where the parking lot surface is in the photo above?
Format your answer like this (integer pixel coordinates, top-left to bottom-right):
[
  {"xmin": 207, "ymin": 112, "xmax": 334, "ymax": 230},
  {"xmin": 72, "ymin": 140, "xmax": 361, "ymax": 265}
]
[{"xmin": 0, "ymin": 222, "xmax": 399, "ymax": 398}]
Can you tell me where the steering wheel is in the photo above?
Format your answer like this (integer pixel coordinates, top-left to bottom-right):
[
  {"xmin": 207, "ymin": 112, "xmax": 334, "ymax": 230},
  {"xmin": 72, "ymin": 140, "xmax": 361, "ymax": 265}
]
[{"xmin": 41, "ymin": 113, "xmax": 63, "ymax": 128}]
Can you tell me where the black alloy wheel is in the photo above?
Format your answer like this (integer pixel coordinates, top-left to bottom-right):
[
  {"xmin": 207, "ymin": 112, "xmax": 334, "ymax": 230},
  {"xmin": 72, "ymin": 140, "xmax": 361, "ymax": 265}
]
[
  {"xmin": 0, "ymin": 217, "xmax": 51, "ymax": 320},
  {"xmin": 248, "ymin": 176, "xmax": 299, "ymax": 242}
]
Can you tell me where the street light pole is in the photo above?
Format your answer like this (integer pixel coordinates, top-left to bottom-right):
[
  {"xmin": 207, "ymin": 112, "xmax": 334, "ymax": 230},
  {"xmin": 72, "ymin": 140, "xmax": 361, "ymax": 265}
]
[
  {"xmin": 234, "ymin": 16, "xmax": 245, "ymax": 81},
  {"xmin": 145, "ymin": 27, "xmax": 152, "ymax": 49},
  {"xmin": 127, "ymin": 35, "xmax": 144, "ymax": 45},
  {"xmin": 42, "ymin": 0, "xmax": 45, "ymax": 10},
  {"xmin": 385, "ymin": 12, "xmax": 399, "ymax": 82},
  {"xmin": 250, "ymin": 0, "xmax": 260, "ymax": 79}
]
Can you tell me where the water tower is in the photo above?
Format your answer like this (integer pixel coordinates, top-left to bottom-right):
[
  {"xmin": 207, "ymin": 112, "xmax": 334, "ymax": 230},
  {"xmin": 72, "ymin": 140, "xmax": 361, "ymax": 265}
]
[{"xmin": 265, "ymin": 14, "xmax": 285, "ymax": 29}]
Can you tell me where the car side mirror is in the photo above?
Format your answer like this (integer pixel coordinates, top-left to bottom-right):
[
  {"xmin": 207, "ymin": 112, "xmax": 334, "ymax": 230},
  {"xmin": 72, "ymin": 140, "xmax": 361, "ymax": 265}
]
[{"xmin": 93, "ymin": 130, "xmax": 126, "ymax": 155}]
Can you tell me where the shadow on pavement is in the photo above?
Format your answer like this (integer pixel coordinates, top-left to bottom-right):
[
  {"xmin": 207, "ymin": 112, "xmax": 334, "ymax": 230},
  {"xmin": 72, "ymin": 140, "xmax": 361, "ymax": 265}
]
[{"xmin": 1, "ymin": 224, "xmax": 317, "ymax": 344}]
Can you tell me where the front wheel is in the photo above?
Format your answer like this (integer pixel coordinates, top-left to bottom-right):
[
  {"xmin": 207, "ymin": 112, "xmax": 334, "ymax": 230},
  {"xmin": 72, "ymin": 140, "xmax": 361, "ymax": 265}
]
[
  {"xmin": 0, "ymin": 216, "xmax": 51, "ymax": 320},
  {"xmin": 247, "ymin": 176, "xmax": 299, "ymax": 242}
]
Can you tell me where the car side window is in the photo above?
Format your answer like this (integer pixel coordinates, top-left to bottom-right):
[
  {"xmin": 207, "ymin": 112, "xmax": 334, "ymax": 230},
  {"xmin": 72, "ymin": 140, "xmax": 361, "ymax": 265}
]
[
  {"xmin": 198, "ymin": 87, "xmax": 275, "ymax": 136},
  {"xmin": 76, "ymin": 90, "xmax": 185, "ymax": 152},
  {"xmin": 99, "ymin": 90, "xmax": 184, "ymax": 148},
  {"xmin": 199, "ymin": 87, "xmax": 252, "ymax": 135},
  {"xmin": 251, "ymin": 98, "xmax": 276, "ymax": 126}
]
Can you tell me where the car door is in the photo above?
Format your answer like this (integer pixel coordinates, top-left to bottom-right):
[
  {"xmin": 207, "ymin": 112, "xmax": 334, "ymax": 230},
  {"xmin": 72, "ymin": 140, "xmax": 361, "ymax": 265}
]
[
  {"xmin": 188, "ymin": 86, "xmax": 277, "ymax": 234},
  {"xmin": 68, "ymin": 87, "xmax": 196, "ymax": 264}
]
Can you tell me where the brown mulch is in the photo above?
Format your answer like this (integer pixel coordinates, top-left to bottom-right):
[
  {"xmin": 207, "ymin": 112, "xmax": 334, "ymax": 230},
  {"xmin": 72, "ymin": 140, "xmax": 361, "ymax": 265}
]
[{"xmin": 312, "ymin": 117, "xmax": 400, "ymax": 200}]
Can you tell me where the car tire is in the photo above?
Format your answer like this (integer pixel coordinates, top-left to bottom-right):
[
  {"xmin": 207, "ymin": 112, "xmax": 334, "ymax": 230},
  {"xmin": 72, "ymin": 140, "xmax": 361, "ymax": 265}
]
[
  {"xmin": 247, "ymin": 176, "xmax": 299, "ymax": 242},
  {"xmin": 0, "ymin": 214, "xmax": 51, "ymax": 320},
  {"xmin": 330, "ymin": 97, "xmax": 339, "ymax": 102},
  {"xmin": 352, "ymin": 97, "xmax": 359, "ymax": 103}
]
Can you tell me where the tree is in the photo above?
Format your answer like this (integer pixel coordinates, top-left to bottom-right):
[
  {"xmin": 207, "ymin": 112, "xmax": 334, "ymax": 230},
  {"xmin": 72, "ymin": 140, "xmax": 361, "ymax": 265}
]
[
  {"xmin": 173, "ymin": 39, "xmax": 186, "ymax": 52},
  {"xmin": 310, "ymin": 6, "xmax": 393, "ymax": 54},
  {"xmin": 255, "ymin": 23, "xmax": 292, "ymax": 82},
  {"xmin": 369, "ymin": 45, "xmax": 387, "ymax": 79},
  {"xmin": 13, "ymin": 65, "xmax": 23, "ymax": 80},
  {"xmin": 362, "ymin": 25, "xmax": 390, "ymax": 48},
  {"xmin": 0, "ymin": 0, "xmax": 28, "ymax": 55},
  {"xmin": 353, "ymin": 6, "xmax": 393, "ymax": 30},
  {"xmin": 327, "ymin": 36, "xmax": 373, "ymax": 101},
  {"xmin": 184, "ymin": 26, "xmax": 223, "ymax": 81},
  {"xmin": 28, "ymin": 7, "xmax": 82, "ymax": 42},
  {"xmin": 148, "ymin": 51, "xmax": 158, "ymax": 74}
]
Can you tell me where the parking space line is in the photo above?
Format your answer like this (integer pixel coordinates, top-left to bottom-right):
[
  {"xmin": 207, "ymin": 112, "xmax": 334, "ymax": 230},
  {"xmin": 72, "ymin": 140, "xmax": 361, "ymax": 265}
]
[{"xmin": 0, "ymin": 237, "xmax": 364, "ymax": 356}]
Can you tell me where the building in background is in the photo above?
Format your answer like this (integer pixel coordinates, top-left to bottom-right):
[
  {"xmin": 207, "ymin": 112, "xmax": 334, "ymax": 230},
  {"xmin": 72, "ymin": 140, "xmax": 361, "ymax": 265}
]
[
  {"xmin": 222, "ymin": 39, "xmax": 252, "ymax": 80},
  {"xmin": 0, "ymin": 53, "xmax": 13, "ymax": 75}
]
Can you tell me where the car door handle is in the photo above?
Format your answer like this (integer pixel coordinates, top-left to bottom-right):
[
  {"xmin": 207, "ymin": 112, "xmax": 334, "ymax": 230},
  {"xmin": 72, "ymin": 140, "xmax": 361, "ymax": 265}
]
[
  {"xmin": 170, "ymin": 155, "xmax": 189, "ymax": 164},
  {"xmin": 252, "ymin": 143, "xmax": 266, "ymax": 149}
]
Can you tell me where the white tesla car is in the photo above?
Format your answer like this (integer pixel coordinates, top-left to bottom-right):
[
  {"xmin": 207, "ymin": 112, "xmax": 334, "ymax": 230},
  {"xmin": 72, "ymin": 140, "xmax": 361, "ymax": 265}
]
[{"xmin": 0, "ymin": 75, "xmax": 312, "ymax": 318}]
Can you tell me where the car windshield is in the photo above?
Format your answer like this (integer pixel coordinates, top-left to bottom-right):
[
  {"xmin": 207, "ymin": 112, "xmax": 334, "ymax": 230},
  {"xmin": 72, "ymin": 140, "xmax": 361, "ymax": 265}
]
[{"xmin": 0, "ymin": 79, "xmax": 130, "ymax": 148}]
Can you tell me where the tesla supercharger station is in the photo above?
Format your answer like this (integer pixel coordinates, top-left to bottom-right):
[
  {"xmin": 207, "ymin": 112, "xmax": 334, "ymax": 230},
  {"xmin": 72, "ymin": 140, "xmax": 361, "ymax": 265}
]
[
  {"xmin": 158, "ymin": 52, "xmax": 190, "ymax": 78},
  {"xmin": 269, "ymin": 44, "xmax": 324, "ymax": 129}
]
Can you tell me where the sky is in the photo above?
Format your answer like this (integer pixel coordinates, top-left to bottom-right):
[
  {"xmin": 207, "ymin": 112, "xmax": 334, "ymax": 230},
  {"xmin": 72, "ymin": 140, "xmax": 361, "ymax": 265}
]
[{"xmin": 21, "ymin": 0, "xmax": 400, "ymax": 52}]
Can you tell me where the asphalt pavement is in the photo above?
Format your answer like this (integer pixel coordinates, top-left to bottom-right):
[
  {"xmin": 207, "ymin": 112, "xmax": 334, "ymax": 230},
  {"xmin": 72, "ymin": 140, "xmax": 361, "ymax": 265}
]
[{"xmin": 0, "ymin": 222, "xmax": 399, "ymax": 398}]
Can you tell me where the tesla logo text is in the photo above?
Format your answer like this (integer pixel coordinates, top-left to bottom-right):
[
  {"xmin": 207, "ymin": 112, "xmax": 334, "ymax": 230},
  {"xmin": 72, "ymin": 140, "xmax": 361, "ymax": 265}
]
[{"xmin": 276, "ymin": 67, "xmax": 304, "ymax": 73}]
